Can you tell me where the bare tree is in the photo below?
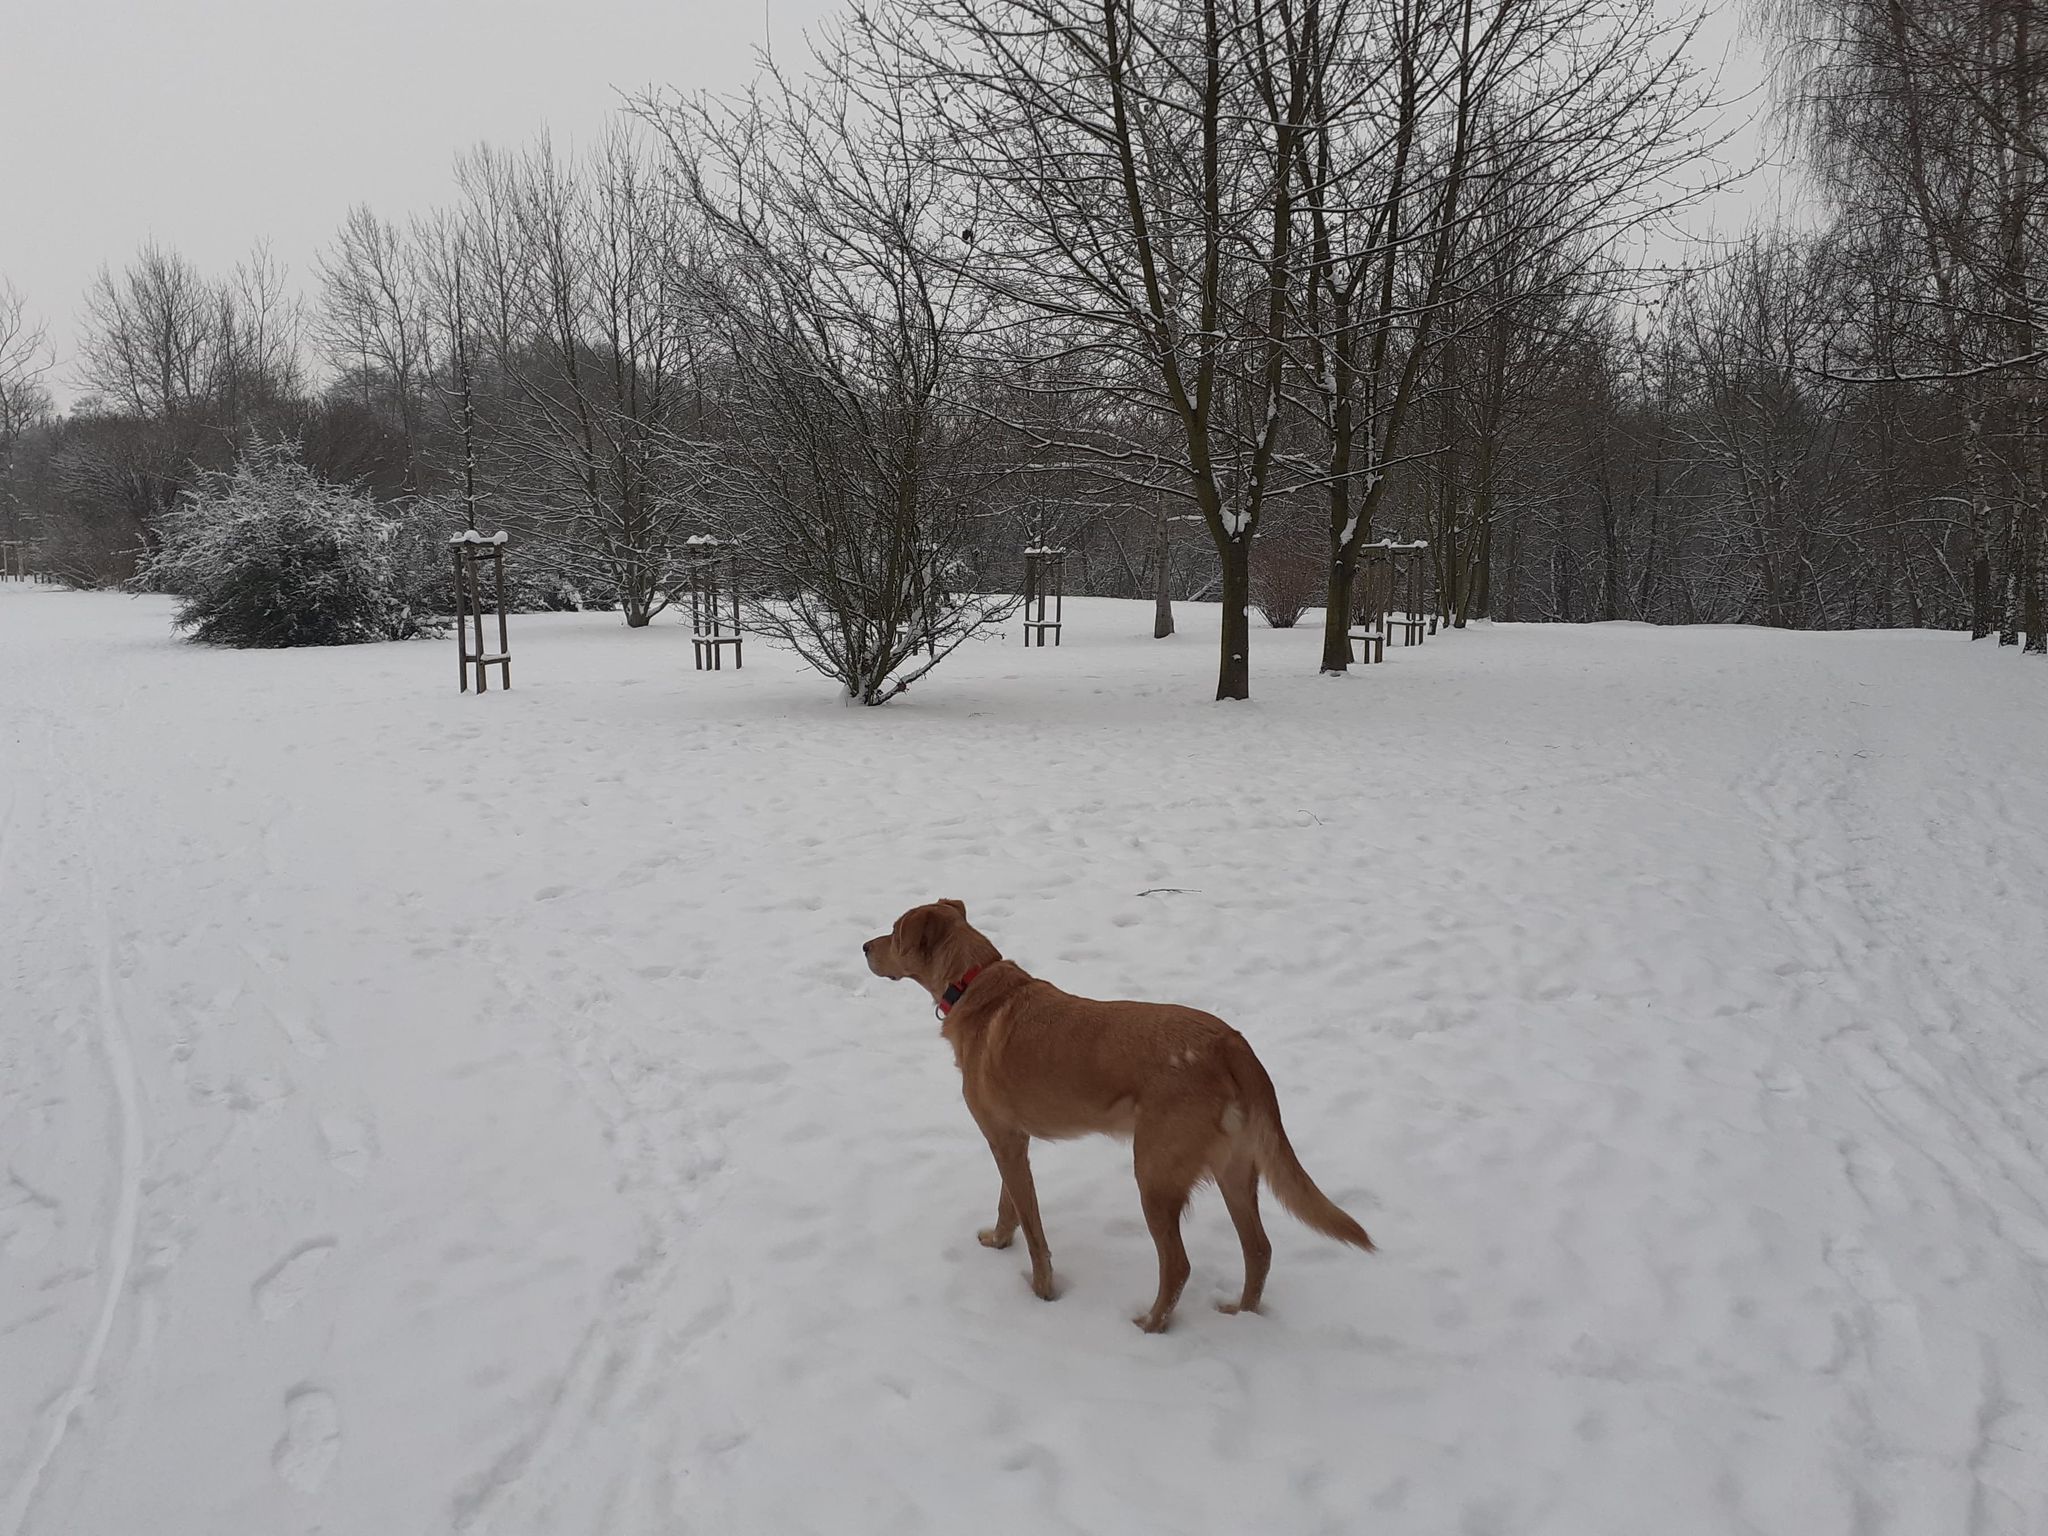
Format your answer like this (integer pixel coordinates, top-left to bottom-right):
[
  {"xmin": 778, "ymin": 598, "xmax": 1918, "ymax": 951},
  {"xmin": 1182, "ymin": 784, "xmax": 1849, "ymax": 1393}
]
[
  {"xmin": 67, "ymin": 243, "xmax": 303, "ymax": 569},
  {"xmin": 859, "ymin": 0, "xmax": 1714, "ymax": 690},
  {"xmin": 317, "ymin": 206, "xmax": 432, "ymax": 491},
  {"xmin": 77, "ymin": 244, "xmax": 219, "ymax": 420},
  {"xmin": 1, "ymin": 279, "xmax": 52, "ymax": 443},
  {"xmin": 1, "ymin": 280, "xmax": 54, "ymax": 548},
  {"xmin": 1416, "ymin": 191, "xmax": 1619, "ymax": 629},
  {"xmin": 212, "ymin": 244, "xmax": 307, "ymax": 422},
  {"xmin": 1291, "ymin": 0, "xmax": 1717, "ymax": 671},
  {"xmin": 1762, "ymin": 0, "xmax": 2048, "ymax": 651},
  {"xmin": 1667, "ymin": 236, "xmax": 1857, "ymax": 627},
  {"xmin": 77, "ymin": 241, "xmax": 303, "ymax": 428},
  {"xmin": 864, "ymin": 0, "xmax": 1322, "ymax": 700},
  {"xmin": 453, "ymin": 133, "xmax": 701, "ymax": 625},
  {"xmin": 644, "ymin": 59, "xmax": 1018, "ymax": 702},
  {"xmin": 413, "ymin": 211, "xmax": 486, "ymax": 535}
]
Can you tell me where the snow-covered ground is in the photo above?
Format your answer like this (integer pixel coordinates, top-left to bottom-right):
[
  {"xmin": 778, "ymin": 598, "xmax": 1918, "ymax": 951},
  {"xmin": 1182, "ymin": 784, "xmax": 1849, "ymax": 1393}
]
[{"xmin": 4, "ymin": 584, "xmax": 2047, "ymax": 1536}]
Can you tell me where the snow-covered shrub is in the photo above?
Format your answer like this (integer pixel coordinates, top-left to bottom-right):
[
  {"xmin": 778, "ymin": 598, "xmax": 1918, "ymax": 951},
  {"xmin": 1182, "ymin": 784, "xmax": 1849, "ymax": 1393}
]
[
  {"xmin": 523, "ymin": 573, "xmax": 589, "ymax": 612},
  {"xmin": 496, "ymin": 534, "xmax": 594, "ymax": 613},
  {"xmin": 147, "ymin": 442, "xmax": 444, "ymax": 647}
]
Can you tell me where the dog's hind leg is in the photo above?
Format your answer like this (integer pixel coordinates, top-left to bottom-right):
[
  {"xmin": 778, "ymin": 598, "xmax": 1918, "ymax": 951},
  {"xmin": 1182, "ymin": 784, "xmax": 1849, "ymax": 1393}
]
[
  {"xmin": 978, "ymin": 1185, "xmax": 1019, "ymax": 1250},
  {"xmin": 1213, "ymin": 1151, "xmax": 1271, "ymax": 1316},
  {"xmin": 1131, "ymin": 1113, "xmax": 1206, "ymax": 1333}
]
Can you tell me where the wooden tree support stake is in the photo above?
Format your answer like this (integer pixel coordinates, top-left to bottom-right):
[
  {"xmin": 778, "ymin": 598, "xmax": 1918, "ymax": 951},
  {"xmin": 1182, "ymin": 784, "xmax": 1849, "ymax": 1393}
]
[
  {"xmin": 1350, "ymin": 539, "xmax": 1430, "ymax": 662},
  {"xmin": 686, "ymin": 536, "xmax": 744, "ymax": 671},
  {"xmin": 452, "ymin": 531, "xmax": 511, "ymax": 693},
  {"xmin": 1022, "ymin": 546, "xmax": 1066, "ymax": 647}
]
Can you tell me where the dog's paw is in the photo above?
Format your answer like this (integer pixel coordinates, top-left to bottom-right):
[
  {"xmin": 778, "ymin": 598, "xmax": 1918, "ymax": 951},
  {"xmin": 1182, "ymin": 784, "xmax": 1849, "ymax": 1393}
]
[
  {"xmin": 1028, "ymin": 1269, "xmax": 1059, "ymax": 1302},
  {"xmin": 977, "ymin": 1227, "xmax": 1014, "ymax": 1250},
  {"xmin": 1215, "ymin": 1300, "xmax": 1260, "ymax": 1317},
  {"xmin": 1132, "ymin": 1311, "xmax": 1171, "ymax": 1334}
]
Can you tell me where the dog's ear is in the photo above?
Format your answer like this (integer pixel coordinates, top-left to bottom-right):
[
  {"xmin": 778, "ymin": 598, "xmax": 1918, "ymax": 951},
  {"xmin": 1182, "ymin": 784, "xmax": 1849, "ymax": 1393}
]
[
  {"xmin": 938, "ymin": 898, "xmax": 967, "ymax": 918},
  {"xmin": 900, "ymin": 904, "xmax": 949, "ymax": 959}
]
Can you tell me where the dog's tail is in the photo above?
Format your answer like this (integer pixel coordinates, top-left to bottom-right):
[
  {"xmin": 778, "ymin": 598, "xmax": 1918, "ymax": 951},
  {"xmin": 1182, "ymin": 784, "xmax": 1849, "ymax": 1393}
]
[{"xmin": 1224, "ymin": 1033, "xmax": 1376, "ymax": 1252}]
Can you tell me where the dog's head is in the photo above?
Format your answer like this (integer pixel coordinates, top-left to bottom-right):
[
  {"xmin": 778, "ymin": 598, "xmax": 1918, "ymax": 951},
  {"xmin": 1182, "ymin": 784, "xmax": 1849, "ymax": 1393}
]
[{"xmin": 863, "ymin": 898, "xmax": 972, "ymax": 983}]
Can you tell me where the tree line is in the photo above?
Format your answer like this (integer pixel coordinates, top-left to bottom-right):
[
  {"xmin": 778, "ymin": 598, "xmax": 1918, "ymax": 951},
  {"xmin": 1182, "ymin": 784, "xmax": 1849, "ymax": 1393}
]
[{"xmin": 2, "ymin": 0, "xmax": 2042, "ymax": 700}]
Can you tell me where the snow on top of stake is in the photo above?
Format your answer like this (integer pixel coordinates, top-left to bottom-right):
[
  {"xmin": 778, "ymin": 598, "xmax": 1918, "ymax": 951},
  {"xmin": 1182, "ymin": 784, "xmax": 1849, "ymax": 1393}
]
[{"xmin": 449, "ymin": 530, "xmax": 509, "ymax": 546}]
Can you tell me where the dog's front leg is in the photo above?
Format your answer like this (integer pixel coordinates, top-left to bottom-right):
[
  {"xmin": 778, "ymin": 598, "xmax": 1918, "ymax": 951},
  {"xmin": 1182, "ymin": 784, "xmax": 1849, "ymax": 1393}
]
[
  {"xmin": 982, "ymin": 1128, "xmax": 1056, "ymax": 1300},
  {"xmin": 978, "ymin": 1185, "xmax": 1019, "ymax": 1250}
]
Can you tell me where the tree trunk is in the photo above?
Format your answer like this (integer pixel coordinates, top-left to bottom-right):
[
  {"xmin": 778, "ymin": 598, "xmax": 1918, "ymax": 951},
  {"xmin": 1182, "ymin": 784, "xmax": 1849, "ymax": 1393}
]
[
  {"xmin": 1317, "ymin": 469, "xmax": 1374, "ymax": 673},
  {"xmin": 1217, "ymin": 539, "xmax": 1251, "ymax": 700},
  {"xmin": 1152, "ymin": 505, "xmax": 1175, "ymax": 638},
  {"xmin": 2013, "ymin": 4, "xmax": 2042, "ymax": 653},
  {"xmin": 1500, "ymin": 513, "xmax": 1523, "ymax": 621},
  {"xmin": 2026, "ymin": 478, "xmax": 2047, "ymax": 654},
  {"xmin": 1438, "ymin": 517, "xmax": 1458, "ymax": 626},
  {"xmin": 1457, "ymin": 513, "xmax": 1492, "ymax": 627},
  {"xmin": 2000, "ymin": 494, "xmax": 2022, "ymax": 645},
  {"xmin": 2026, "ymin": 520, "xmax": 2045, "ymax": 651},
  {"xmin": 1318, "ymin": 556, "xmax": 1356, "ymax": 672},
  {"xmin": 1599, "ymin": 492, "xmax": 1622, "ymax": 622},
  {"xmin": 1972, "ymin": 538, "xmax": 1994, "ymax": 639},
  {"xmin": 1475, "ymin": 516, "xmax": 1494, "ymax": 618},
  {"xmin": 1950, "ymin": 387, "xmax": 1991, "ymax": 637}
]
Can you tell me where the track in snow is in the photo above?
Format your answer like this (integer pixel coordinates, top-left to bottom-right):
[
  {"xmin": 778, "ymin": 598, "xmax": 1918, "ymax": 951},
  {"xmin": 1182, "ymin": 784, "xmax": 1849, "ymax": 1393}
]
[
  {"xmin": 3, "ymin": 587, "xmax": 2046, "ymax": 1536},
  {"xmin": 2, "ymin": 712, "xmax": 146, "ymax": 1536}
]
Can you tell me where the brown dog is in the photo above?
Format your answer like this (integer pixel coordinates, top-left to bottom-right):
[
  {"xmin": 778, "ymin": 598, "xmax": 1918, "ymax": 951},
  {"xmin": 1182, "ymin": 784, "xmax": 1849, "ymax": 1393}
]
[{"xmin": 864, "ymin": 900, "xmax": 1375, "ymax": 1332}]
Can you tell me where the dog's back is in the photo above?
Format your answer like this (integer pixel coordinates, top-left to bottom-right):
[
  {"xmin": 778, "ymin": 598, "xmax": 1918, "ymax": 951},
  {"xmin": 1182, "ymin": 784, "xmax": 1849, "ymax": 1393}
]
[
  {"xmin": 950, "ymin": 964, "xmax": 1374, "ymax": 1252},
  {"xmin": 950, "ymin": 967, "xmax": 1240, "ymax": 1139}
]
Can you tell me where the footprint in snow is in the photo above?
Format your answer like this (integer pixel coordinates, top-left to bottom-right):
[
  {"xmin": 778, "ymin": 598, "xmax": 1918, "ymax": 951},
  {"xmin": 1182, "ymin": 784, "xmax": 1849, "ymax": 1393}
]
[
  {"xmin": 277, "ymin": 1013, "xmax": 331, "ymax": 1062},
  {"xmin": 274, "ymin": 1387, "xmax": 341, "ymax": 1494},
  {"xmin": 254, "ymin": 1237, "xmax": 337, "ymax": 1321},
  {"xmin": 318, "ymin": 1113, "xmax": 376, "ymax": 1181}
]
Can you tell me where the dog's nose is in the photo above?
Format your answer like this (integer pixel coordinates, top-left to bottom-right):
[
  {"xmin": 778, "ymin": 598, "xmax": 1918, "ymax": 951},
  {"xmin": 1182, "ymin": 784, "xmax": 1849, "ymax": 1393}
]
[{"xmin": 862, "ymin": 938, "xmax": 875, "ymax": 954}]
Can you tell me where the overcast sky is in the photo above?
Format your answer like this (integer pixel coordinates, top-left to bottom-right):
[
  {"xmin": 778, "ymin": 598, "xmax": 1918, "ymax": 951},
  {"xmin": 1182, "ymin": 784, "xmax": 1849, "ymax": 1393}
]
[{"xmin": 2, "ymin": 0, "xmax": 1781, "ymax": 408}]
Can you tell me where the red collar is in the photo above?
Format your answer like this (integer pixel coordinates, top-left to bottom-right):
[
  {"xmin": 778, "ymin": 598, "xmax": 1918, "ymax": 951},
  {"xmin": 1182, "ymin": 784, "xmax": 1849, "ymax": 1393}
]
[{"xmin": 936, "ymin": 965, "xmax": 984, "ymax": 1019}]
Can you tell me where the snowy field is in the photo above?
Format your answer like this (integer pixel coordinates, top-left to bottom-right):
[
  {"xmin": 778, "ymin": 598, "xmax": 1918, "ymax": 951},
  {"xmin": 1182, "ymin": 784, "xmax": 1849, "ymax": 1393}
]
[{"xmin": 5, "ymin": 584, "xmax": 2048, "ymax": 1536}]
